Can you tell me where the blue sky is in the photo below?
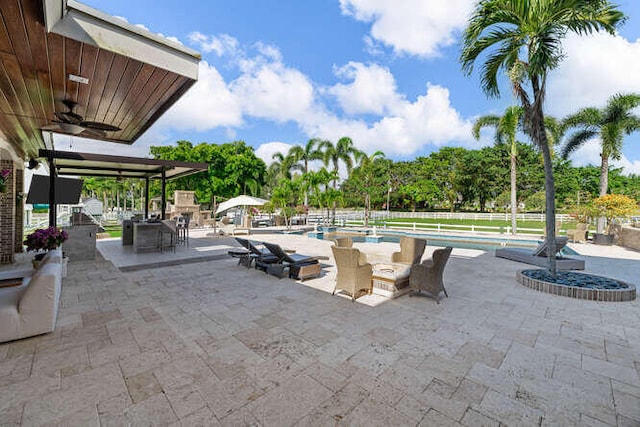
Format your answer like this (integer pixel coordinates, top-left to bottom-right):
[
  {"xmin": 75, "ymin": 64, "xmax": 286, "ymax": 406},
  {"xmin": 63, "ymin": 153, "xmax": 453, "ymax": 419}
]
[{"xmin": 64, "ymin": 0, "xmax": 640, "ymax": 174}]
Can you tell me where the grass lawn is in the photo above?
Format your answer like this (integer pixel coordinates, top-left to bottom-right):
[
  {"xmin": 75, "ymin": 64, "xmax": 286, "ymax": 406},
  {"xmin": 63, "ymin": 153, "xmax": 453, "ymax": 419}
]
[{"xmin": 101, "ymin": 225, "xmax": 122, "ymax": 238}]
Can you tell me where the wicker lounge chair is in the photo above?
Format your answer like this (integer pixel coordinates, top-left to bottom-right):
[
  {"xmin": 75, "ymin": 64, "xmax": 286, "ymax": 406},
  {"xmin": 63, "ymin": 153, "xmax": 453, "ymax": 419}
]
[
  {"xmin": 392, "ymin": 236, "xmax": 427, "ymax": 266},
  {"xmin": 409, "ymin": 246, "xmax": 453, "ymax": 302},
  {"xmin": 566, "ymin": 223, "xmax": 588, "ymax": 243},
  {"xmin": 332, "ymin": 237, "xmax": 353, "ymax": 247},
  {"xmin": 262, "ymin": 242, "xmax": 320, "ymax": 279},
  {"xmin": 331, "ymin": 246, "xmax": 372, "ymax": 301},
  {"xmin": 495, "ymin": 236, "xmax": 585, "ymax": 270}
]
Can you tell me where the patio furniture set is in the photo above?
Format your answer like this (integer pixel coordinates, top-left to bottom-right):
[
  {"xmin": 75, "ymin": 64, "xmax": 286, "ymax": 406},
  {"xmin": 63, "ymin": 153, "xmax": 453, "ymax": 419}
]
[
  {"xmin": 332, "ymin": 236, "xmax": 453, "ymax": 302},
  {"xmin": 229, "ymin": 236, "xmax": 454, "ymax": 303}
]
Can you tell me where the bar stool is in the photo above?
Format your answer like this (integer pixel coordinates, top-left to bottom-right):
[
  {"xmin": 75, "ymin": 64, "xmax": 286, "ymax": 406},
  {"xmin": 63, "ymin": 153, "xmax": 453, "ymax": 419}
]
[
  {"xmin": 176, "ymin": 216, "xmax": 190, "ymax": 246},
  {"xmin": 158, "ymin": 220, "xmax": 177, "ymax": 253}
]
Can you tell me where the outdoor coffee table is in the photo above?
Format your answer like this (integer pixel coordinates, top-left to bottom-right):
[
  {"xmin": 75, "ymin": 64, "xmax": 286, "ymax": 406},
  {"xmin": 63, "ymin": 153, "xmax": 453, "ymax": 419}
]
[{"xmin": 371, "ymin": 263, "xmax": 411, "ymax": 299}]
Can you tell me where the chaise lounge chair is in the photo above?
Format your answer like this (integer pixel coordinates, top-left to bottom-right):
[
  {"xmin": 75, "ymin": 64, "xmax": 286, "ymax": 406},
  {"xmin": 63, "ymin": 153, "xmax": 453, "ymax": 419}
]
[
  {"xmin": 495, "ymin": 236, "xmax": 585, "ymax": 270},
  {"xmin": 262, "ymin": 242, "xmax": 321, "ymax": 280},
  {"xmin": 237, "ymin": 238, "xmax": 280, "ymax": 270}
]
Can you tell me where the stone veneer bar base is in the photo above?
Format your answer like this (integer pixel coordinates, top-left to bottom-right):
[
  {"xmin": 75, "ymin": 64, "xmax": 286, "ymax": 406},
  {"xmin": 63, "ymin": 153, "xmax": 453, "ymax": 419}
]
[{"xmin": 517, "ymin": 270, "xmax": 636, "ymax": 302}]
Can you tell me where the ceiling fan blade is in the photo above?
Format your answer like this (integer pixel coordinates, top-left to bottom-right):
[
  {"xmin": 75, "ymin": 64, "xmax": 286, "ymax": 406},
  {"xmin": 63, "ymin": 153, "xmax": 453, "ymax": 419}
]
[
  {"xmin": 80, "ymin": 121, "xmax": 121, "ymax": 132},
  {"xmin": 81, "ymin": 127, "xmax": 107, "ymax": 138},
  {"xmin": 41, "ymin": 124, "xmax": 61, "ymax": 131},
  {"xmin": 56, "ymin": 111, "xmax": 83, "ymax": 124}
]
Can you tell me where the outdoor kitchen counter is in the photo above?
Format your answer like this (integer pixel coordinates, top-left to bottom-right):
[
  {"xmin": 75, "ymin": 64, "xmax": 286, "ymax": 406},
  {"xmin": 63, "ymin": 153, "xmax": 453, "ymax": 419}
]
[{"xmin": 132, "ymin": 222, "xmax": 163, "ymax": 253}]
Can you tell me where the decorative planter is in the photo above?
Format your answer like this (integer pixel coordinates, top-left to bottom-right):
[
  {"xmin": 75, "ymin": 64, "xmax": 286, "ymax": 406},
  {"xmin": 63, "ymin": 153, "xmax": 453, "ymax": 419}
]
[
  {"xmin": 32, "ymin": 253, "xmax": 46, "ymax": 269},
  {"xmin": 517, "ymin": 269, "xmax": 635, "ymax": 301},
  {"xmin": 593, "ymin": 233, "xmax": 614, "ymax": 245}
]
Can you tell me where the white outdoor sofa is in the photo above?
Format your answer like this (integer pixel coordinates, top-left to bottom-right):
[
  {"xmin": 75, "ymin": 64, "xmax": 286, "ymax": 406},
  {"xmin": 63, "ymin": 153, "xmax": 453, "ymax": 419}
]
[{"xmin": 0, "ymin": 249, "xmax": 63, "ymax": 343}]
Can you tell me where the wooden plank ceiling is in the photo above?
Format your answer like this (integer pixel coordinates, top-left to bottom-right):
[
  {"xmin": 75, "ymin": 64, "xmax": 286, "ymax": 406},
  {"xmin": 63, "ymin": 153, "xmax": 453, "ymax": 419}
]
[{"xmin": 0, "ymin": 0, "xmax": 196, "ymax": 159}]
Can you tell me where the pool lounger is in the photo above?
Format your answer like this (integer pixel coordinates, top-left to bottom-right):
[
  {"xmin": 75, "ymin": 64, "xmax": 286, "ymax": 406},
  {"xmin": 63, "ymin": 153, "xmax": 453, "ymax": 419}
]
[{"xmin": 495, "ymin": 247, "xmax": 585, "ymax": 270}]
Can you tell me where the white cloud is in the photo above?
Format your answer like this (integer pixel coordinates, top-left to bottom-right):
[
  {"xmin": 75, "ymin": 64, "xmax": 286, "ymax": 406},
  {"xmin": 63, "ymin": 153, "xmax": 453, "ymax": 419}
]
[
  {"xmin": 614, "ymin": 157, "xmax": 640, "ymax": 175},
  {"xmin": 339, "ymin": 0, "xmax": 473, "ymax": 57},
  {"xmin": 168, "ymin": 33, "xmax": 474, "ymax": 157},
  {"xmin": 255, "ymin": 142, "xmax": 293, "ymax": 165},
  {"xmin": 565, "ymin": 138, "xmax": 602, "ymax": 168},
  {"xmin": 189, "ymin": 32, "xmax": 239, "ymax": 56},
  {"xmin": 302, "ymin": 83, "xmax": 474, "ymax": 156},
  {"xmin": 231, "ymin": 58, "xmax": 315, "ymax": 123},
  {"xmin": 162, "ymin": 61, "xmax": 243, "ymax": 131},
  {"xmin": 548, "ymin": 33, "xmax": 640, "ymax": 117},
  {"xmin": 565, "ymin": 137, "xmax": 640, "ymax": 176},
  {"xmin": 328, "ymin": 62, "xmax": 403, "ymax": 115}
]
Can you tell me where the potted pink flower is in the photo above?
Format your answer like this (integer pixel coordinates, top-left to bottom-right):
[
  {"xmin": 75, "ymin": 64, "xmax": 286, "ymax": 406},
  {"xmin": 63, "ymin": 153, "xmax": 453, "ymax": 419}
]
[{"xmin": 24, "ymin": 227, "xmax": 69, "ymax": 269}]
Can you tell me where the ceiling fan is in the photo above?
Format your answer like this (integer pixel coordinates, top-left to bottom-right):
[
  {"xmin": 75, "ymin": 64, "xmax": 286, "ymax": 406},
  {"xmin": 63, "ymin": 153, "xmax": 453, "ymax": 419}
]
[{"xmin": 42, "ymin": 100, "xmax": 121, "ymax": 137}]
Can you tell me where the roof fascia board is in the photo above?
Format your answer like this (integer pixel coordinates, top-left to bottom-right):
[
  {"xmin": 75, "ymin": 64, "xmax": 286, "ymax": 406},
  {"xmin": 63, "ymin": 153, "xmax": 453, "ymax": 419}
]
[{"xmin": 44, "ymin": 0, "xmax": 200, "ymax": 79}]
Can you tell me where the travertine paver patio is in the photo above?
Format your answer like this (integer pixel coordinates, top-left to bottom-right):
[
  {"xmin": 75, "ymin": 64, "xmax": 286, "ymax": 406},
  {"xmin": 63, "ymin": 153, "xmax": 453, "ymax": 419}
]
[{"xmin": 1, "ymin": 233, "xmax": 639, "ymax": 426}]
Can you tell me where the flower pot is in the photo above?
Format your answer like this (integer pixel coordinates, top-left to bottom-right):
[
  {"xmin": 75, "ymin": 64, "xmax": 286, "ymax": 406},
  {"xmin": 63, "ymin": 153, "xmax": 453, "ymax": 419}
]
[
  {"xmin": 32, "ymin": 252, "xmax": 46, "ymax": 269},
  {"xmin": 593, "ymin": 233, "xmax": 614, "ymax": 245}
]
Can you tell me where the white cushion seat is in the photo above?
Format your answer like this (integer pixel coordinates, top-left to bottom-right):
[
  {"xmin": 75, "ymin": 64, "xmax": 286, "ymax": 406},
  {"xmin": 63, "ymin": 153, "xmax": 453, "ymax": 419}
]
[{"xmin": 0, "ymin": 250, "xmax": 63, "ymax": 343}]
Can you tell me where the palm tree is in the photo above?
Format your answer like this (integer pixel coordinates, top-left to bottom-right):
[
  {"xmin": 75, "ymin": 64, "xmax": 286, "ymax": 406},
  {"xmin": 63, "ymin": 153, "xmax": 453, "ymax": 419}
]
[
  {"xmin": 461, "ymin": 0, "xmax": 624, "ymax": 275},
  {"xmin": 354, "ymin": 150, "xmax": 385, "ymax": 226},
  {"xmin": 320, "ymin": 137, "xmax": 361, "ymax": 223},
  {"xmin": 288, "ymin": 138, "xmax": 324, "ymax": 206},
  {"xmin": 270, "ymin": 151, "xmax": 298, "ymax": 180},
  {"xmin": 473, "ymin": 106, "xmax": 523, "ymax": 235},
  {"xmin": 320, "ymin": 137, "xmax": 359, "ymax": 188},
  {"xmin": 561, "ymin": 93, "xmax": 640, "ymax": 233}
]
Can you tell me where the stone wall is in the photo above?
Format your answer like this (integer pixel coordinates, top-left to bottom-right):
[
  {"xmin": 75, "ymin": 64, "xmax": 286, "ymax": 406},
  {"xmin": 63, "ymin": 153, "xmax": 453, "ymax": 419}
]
[
  {"xmin": 618, "ymin": 226, "xmax": 640, "ymax": 251},
  {"xmin": 0, "ymin": 159, "xmax": 15, "ymax": 264},
  {"xmin": 14, "ymin": 168, "xmax": 23, "ymax": 253}
]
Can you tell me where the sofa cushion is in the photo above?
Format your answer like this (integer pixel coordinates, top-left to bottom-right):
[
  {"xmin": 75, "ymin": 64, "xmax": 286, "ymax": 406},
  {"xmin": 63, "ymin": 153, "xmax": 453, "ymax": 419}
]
[
  {"xmin": 0, "ymin": 261, "xmax": 62, "ymax": 343},
  {"xmin": 0, "ymin": 280, "xmax": 29, "ymax": 343},
  {"xmin": 372, "ymin": 263, "xmax": 411, "ymax": 280}
]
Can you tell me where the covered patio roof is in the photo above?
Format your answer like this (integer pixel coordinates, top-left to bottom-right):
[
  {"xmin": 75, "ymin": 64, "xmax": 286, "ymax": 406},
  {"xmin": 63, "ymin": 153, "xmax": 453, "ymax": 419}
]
[
  {"xmin": 39, "ymin": 149, "xmax": 208, "ymax": 224},
  {"xmin": 0, "ymin": 0, "xmax": 201, "ymax": 160},
  {"xmin": 39, "ymin": 149, "xmax": 208, "ymax": 180}
]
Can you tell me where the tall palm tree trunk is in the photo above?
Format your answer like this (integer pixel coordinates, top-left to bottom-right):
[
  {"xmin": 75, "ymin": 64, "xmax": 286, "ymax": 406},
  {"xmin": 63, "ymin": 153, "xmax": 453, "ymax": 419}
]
[
  {"xmin": 597, "ymin": 155, "xmax": 609, "ymax": 233},
  {"xmin": 510, "ymin": 152, "xmax": 517, "ymax": 235},
  {"xmin": 542, "ymin": 143, "xmax": 557, "ymax": 275},
  {"xmin": 527, "ymin": 80, "xmax": 557, "ymax": 276},
  {"xmin": 331, "ymin": 169, "xmax": 338, "ymax": 224}
]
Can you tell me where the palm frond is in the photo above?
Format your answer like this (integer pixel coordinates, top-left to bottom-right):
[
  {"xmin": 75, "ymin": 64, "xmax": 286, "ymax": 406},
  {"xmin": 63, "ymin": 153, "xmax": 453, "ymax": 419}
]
[
  {"xmin": 472, "ymin": 115, "xmax": 500, "ymax": 140},
  {"xmin": 561, "ymin": 129, "xmax": 598, "ymax": 158},
  {"xmin": 562, "ymin": 107, "xmax": 601, "ymax": 129}
]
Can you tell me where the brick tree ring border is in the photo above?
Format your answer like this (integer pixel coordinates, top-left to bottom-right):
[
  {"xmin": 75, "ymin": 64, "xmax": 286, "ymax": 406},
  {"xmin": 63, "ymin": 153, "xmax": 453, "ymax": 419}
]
[{"xmin": 517, "ymin": 270, "xmax": 636, "ymax": 302}]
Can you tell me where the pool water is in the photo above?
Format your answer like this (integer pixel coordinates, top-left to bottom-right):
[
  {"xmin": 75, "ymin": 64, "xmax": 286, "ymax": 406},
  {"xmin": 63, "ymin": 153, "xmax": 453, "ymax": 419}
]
[{"xmin": 323, "ymin": 230, "xmax": 579, "ymax": 255}]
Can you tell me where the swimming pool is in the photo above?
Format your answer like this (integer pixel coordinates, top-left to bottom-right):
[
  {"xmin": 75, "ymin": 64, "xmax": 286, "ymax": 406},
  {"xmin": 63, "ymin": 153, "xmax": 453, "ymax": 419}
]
[{"xmin": 322, "ymin": 229, "xmax": 579, "ymax": 255}]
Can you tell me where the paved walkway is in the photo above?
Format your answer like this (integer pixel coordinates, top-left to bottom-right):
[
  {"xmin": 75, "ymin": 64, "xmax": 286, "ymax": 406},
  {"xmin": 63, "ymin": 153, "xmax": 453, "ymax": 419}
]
[{"xmin": 1, "ymin": 233, "xmax": 639, "ymax": 425}]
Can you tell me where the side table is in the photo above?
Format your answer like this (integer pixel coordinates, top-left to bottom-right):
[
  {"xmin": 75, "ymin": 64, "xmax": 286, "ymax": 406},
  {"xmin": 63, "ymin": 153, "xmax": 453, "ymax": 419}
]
[{"xmin": 371, "ymin": 263, "xmax": 411, "ymax": 299}]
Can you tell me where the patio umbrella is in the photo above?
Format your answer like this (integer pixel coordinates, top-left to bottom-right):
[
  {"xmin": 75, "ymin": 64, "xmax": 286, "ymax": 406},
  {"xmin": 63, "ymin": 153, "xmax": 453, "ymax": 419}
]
[{"xmin": 215, "ymin": 195, "xmax": 268, "ymax": 214}]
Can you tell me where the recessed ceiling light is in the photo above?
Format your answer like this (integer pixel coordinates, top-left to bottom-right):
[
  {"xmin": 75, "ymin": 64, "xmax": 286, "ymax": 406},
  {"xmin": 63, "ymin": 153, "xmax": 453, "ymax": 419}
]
[{"xmin": 68, "ymin": 74, "xmax": 89, "ymax": 84}]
